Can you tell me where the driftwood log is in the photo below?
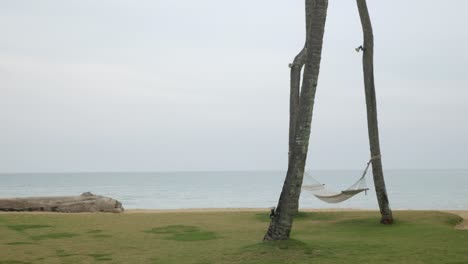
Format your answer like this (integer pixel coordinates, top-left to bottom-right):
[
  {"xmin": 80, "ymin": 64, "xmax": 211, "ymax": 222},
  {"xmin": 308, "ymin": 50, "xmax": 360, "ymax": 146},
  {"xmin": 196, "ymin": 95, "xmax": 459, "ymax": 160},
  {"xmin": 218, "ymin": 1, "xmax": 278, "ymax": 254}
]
[{"xmin": 0, "ymin": 192, "xmax": 124, "ymax": 213}]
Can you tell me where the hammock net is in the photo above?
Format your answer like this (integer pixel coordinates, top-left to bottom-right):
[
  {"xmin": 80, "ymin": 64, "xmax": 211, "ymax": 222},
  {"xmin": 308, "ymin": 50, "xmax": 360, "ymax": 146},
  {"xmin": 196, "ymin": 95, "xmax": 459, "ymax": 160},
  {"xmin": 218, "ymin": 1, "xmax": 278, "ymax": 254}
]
[{"xmin": 301, "ymin": 156, "xmax": 377, "ymax": 203}]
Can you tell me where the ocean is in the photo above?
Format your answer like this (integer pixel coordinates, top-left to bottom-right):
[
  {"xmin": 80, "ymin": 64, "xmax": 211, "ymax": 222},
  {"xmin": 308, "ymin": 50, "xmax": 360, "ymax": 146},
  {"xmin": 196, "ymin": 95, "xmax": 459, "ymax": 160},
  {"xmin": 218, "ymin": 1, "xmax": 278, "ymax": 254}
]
[{"xmin": 0, "ymin": 170, "xmax": 467, "ymax": 210}]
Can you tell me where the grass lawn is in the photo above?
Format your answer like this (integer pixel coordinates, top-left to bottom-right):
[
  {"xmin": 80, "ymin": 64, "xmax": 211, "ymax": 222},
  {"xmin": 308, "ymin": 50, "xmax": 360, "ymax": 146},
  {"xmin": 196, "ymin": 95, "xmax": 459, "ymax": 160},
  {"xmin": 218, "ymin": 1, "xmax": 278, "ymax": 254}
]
[{"xmin": 0, "ymin": 210, "xmax": 467, "ymax": 264}]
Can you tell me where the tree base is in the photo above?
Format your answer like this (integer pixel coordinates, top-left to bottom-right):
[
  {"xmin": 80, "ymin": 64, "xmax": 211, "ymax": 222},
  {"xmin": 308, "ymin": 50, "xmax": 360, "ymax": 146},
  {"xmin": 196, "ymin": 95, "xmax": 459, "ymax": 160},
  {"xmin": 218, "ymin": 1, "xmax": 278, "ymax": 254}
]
[
  {"xmin": 263, "ymin": 218, "xmax": 293, "ymax": 241},
  {"xmin": 380, "ymin": 215, "xmax": 394, "ymax": 225},
  {"xmin": 263, "ymin": 235, "xmax": 289, "ymax": 241}
]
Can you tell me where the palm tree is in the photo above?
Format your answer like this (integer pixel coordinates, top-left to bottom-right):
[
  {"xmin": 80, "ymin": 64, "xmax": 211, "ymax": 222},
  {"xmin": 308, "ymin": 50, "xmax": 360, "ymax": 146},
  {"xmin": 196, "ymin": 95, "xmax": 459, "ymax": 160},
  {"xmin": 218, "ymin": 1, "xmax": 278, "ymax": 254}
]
[
  {"xmin": 356, "ymin": 0, "xmax": 393, "ymax": 224},
  {"xmin": 264, "ymin": 0, "xmax": 329, "ymax": 241}
]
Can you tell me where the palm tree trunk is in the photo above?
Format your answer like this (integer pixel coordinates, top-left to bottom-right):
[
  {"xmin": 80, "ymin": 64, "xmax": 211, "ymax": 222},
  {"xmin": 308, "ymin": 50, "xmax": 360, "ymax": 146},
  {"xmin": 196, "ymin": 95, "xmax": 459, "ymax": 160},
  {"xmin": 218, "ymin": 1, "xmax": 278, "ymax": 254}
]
[
  {"xmin": 264, "ymin": 0, "xmax": 328, "ymax": 241},
  {"xmin": 288, "ymin": 47, "xmax": 306, "ymax": 152},
  {"xmin": 356, "ymin": 0, "xmax": 393, "ymax": 224}
]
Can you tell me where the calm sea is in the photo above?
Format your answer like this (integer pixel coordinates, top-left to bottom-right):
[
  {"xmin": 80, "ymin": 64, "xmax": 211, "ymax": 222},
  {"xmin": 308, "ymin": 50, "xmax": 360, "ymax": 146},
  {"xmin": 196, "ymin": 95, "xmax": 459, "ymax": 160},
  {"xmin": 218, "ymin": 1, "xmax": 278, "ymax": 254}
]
[{"xmin": 0, "ymin": 170, "xmax": 467, "ymax": 210}]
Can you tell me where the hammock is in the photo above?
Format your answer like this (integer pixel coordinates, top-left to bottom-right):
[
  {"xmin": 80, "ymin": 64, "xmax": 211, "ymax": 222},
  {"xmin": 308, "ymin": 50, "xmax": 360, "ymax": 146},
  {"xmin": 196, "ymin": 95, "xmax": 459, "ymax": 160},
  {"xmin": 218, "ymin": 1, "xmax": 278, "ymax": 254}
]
[{"xmin": 302, "ymin": 156, "xmax": 379, "ymax": 203}]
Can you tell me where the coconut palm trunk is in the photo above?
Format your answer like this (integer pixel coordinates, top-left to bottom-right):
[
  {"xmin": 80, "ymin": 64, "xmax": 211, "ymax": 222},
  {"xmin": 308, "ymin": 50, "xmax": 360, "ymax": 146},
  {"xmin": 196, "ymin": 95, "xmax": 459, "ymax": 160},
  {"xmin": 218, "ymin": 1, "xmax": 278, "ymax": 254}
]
[
  {"xmin": 356, "ymin": 0, "xmax": 393, "ymax": 224},
  {"xmin": 264, "ymin": 0, "xmax": 328, "ymax": 241}
]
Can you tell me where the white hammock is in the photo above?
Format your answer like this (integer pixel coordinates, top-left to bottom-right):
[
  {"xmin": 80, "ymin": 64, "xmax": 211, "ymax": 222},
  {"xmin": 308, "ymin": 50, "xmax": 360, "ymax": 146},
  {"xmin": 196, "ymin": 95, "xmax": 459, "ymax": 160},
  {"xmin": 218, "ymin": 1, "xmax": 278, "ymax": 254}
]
[{"xmin": 302, "ymin": 156, "xmax": 379, "ymax": 203}]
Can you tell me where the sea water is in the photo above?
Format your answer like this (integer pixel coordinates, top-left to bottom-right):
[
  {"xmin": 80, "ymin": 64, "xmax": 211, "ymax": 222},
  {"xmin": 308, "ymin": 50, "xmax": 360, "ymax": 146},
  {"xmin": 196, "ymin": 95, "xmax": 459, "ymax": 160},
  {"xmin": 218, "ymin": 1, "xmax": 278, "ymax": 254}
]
[{"xmin": 0, "ymin": 170, "xmax": 467, "ymax": 210}]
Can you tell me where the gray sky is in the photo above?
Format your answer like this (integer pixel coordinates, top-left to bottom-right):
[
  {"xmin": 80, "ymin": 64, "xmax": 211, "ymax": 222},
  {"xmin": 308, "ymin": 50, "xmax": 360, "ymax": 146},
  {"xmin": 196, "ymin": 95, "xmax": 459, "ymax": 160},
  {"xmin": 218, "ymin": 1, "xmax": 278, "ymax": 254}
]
[{"xmin": 1, "ymin": 0, "xmax": 467, "ymax": 172}]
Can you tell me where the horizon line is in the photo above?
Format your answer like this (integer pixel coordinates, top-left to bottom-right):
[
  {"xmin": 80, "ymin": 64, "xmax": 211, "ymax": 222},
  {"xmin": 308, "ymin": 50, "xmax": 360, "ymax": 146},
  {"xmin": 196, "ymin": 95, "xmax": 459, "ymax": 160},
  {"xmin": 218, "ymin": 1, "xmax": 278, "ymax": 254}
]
[{"xmin": 1, "ymin": 168, "xmax": 467, "ymax": 174}]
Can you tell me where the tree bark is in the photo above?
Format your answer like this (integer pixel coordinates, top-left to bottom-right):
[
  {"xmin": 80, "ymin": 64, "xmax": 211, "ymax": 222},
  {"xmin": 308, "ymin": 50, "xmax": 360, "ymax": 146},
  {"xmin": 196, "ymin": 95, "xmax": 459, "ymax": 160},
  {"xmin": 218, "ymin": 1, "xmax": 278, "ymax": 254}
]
[
  {"xmin": 0, "ymin": 192, "xmax": 124, "ymax": 213},
  {"xmin": 264, "ymin": 0, "xmax": 328, "ymax": 241},
  {"xmin": 356, "ymin": 0, "xmax": 393, "ymax": 224},
  {"xmin": 288, "ymin": 47, "xmax": 306, "ymax": 151}
]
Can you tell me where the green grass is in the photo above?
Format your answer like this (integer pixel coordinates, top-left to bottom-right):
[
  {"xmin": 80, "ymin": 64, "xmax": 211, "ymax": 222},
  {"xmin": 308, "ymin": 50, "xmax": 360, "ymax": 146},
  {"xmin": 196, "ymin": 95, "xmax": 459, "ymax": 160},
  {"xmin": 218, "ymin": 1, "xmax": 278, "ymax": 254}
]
[
  {"xmin": 0, "ymin": 261, "xmax": 31, "ymax": 264},
  {"xmin": 145, "ymin": 225, "xmax": 219, "ymax": 241},
  {"xmin": 0, "ymin": 211, "xmax": 467, "ymax": 263},
  {"xmin": 7, "ymin": 225, "xmax": 51, "ymax": 232},
  {"xmin": 86, "ymin": 229, "xmax": 103, "ymax": 234},
  {"xmin": 4, "ymin": 242, "xmax": 35, "ymax": 246},
  {"xmin": 145, "ymin": 224, "xmax": 200, "ymax": 234},
  {"xmin": 30, "ymin": 232, "xmax": 79, "ymax": 241},
  {"xmin": 88, "ymin": 253, "xmax": 112, "ymax": 262}
]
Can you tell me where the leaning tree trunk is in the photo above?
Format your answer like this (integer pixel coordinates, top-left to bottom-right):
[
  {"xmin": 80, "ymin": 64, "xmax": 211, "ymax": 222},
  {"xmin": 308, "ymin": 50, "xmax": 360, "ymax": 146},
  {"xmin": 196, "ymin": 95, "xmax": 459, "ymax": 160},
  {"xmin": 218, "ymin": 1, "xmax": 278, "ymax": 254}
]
[
  {"xmin": 264, "ymin": 0, "xmax": 328, "ymax": 241},
  {"xmin": 356, "ymin": 0, "xmax": 393, "ymax": 224}
]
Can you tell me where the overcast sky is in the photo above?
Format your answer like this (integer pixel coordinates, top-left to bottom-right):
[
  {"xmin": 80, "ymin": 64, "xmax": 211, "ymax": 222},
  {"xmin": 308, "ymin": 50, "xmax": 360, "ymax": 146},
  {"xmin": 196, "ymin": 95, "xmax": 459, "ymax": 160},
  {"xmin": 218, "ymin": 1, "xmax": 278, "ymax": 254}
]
[{"xmin": 1, "ymin": 0, "xmax": 467, "ymax": 172}]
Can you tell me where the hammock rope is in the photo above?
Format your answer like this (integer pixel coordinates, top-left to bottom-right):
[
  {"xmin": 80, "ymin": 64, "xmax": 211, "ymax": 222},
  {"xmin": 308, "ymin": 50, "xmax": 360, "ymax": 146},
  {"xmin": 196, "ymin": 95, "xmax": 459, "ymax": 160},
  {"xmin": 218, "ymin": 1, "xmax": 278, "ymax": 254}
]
[{"xmin": 302, "ymin": 155, "xmax": 380, "ymax": 203}]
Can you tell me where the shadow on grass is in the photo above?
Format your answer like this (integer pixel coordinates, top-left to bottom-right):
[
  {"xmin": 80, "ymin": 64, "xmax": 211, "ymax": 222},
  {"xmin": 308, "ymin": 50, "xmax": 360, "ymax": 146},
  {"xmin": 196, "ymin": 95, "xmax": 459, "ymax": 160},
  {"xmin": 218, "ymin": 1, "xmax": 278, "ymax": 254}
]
[
  {"xmin": 31, "ymin": 232, "xmax": 79, "ymax": 240},
  {"xmin": 145, "ymin": 225, "xmax": 199, "ymax": 234},
  {"xmin": 56, "ymin": 249, "xmax": 79, "ymax": 258},
  {"xmin": 0, "ymin": 261, "xmax": 31, "ymax": 264},
  {"xmin": 85, "ymin": 229, "xmax": 113, "ymax": 238},
  {"xmin": 86, "ymin": 229, "xmax": 103, "ymax": 234},
  {"xmin": 254, "ymin": 212, "xmax": 341, "ymax": 223},
  {"xmin": 7, "ymin": 225, "xmax": 52, "ymax": 232},
  {"xmin": 222, "ymin": 239, "xmax": 321, "ymax": 264},
  {"xmin": 145, "ymin": 225, "xmax": 218, "ymax": 241},
  {"xmin": 4, "ymin": 241, "xmax": 36, "ymax": 245},
  {"xmin": 445, "ymin": 215, "xmax": 464, "ymax": 227}
]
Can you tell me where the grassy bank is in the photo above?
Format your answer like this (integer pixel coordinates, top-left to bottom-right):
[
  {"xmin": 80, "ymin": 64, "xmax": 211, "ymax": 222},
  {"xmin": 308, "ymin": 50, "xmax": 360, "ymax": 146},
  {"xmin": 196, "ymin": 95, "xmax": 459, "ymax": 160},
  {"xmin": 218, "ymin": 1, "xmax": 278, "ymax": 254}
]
[{"xmin": 0, "ymin": 211, "xmax": 467, "ymax": 264}]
